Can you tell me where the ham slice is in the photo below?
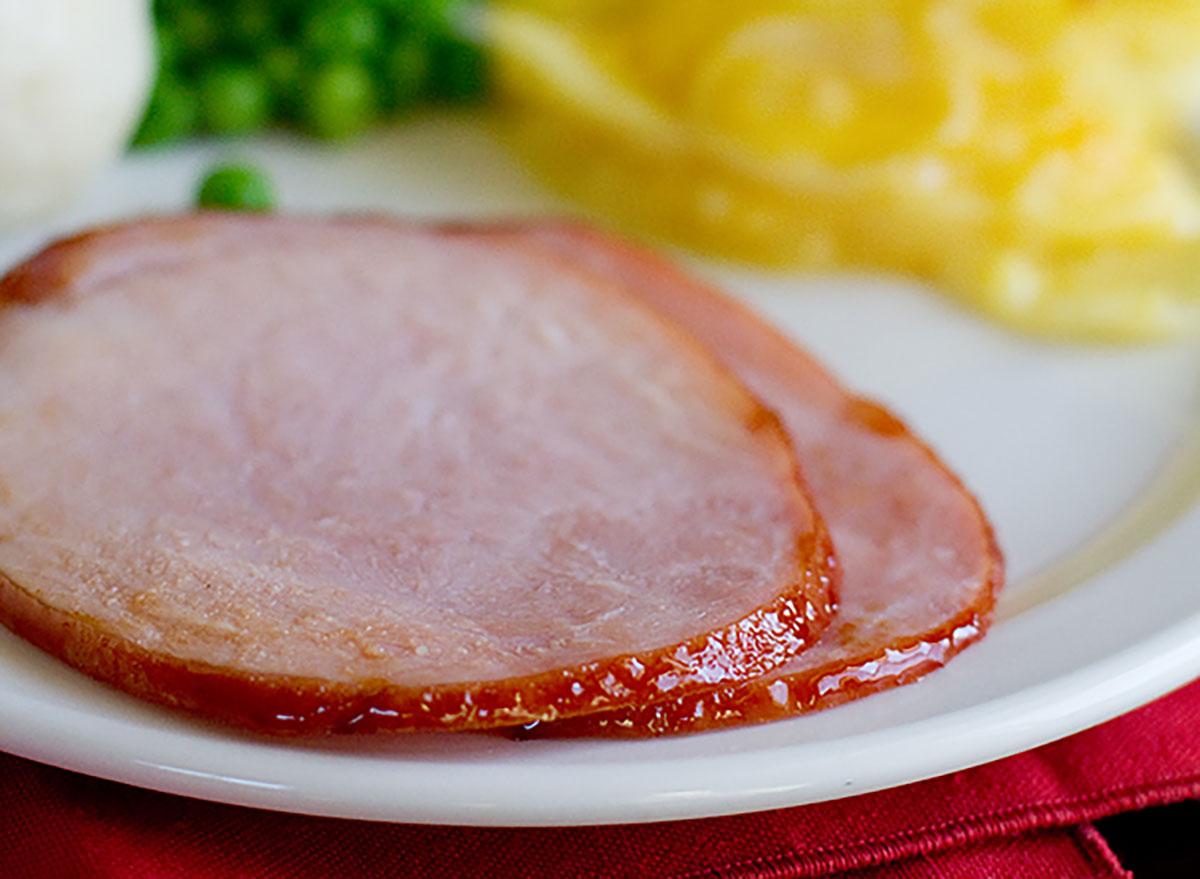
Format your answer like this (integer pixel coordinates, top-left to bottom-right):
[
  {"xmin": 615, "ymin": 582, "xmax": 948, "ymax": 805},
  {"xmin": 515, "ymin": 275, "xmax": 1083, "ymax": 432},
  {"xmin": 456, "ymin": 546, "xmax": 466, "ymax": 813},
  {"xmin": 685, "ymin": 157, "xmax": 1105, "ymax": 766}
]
[
  {"xmin": 0, "ymin": 215, "xmax": 837, "ymax": 735},
  {"xmin": 492, "ymin": 223, "xmax": 1003, "ymax": 736}
]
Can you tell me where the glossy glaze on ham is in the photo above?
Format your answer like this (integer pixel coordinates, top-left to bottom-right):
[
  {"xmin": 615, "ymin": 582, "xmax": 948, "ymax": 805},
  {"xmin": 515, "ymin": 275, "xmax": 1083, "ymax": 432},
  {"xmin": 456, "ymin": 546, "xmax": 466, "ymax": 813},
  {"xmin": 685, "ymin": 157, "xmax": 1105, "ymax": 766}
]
[
  {"xmin": 0, "ymin": 215, "xmax": 836, "ymax": 735},
  {"xmin": 495, "ymin": 223, "xmax": 1003, "ymax": 736}
]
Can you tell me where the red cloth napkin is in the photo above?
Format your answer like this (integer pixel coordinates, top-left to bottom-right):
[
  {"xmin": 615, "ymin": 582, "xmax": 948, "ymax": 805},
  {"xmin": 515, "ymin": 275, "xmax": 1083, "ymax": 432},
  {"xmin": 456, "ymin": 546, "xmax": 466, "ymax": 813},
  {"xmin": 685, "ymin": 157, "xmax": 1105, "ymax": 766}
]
[{"xmin": 6, "ymin": 679, "xmax": 1200, "ymax": 879}]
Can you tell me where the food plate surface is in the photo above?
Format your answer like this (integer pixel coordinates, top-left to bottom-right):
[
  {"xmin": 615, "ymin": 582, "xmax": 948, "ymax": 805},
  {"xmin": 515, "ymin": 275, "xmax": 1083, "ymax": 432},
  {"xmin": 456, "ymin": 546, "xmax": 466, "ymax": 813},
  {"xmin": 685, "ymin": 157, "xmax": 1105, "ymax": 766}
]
[{"xmin": 1, "ymin": 119, "xmax": 1198, "ymax": 826}]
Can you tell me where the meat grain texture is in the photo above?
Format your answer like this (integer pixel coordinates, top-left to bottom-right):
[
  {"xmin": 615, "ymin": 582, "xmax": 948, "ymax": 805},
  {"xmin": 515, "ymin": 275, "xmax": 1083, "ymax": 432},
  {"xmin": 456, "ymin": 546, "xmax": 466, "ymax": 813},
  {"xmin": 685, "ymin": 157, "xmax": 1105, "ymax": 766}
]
[
  {"xmin": 494, "ymin": 223, "xmax": 1004, "ymax": 736},
  {"xmin": 0, "ymin": 215, "xmax": 836, "ymax": 734}
]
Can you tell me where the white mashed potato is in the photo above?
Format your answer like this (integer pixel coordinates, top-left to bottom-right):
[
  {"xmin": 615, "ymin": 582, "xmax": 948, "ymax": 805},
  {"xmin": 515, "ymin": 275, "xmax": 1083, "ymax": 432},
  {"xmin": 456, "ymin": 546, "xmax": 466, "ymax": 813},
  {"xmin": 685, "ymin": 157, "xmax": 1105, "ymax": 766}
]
[{"xmin": 0, "ymin": 0, "xmax": 153, "ymax": 229}]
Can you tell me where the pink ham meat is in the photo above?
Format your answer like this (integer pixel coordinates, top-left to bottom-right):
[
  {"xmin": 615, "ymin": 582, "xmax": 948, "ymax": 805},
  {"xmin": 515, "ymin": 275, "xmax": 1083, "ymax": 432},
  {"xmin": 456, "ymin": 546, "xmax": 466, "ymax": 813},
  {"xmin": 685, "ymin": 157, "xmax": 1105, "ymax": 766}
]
[
  {"xmin": 0, "ymin": 215, "xmax": 837, "ymax": 735},
  {"xmin": 494, "ymin": 223, "xmax": 1003, "ymax": 736}
]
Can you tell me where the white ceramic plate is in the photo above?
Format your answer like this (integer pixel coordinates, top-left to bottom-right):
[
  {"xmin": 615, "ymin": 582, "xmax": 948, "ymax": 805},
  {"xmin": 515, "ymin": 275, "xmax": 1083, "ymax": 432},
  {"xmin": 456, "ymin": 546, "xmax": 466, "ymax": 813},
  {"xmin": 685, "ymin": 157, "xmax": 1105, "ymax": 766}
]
[{"xmin": 1, "ymin": 119, "xmax": 1199, "ymax": 826}]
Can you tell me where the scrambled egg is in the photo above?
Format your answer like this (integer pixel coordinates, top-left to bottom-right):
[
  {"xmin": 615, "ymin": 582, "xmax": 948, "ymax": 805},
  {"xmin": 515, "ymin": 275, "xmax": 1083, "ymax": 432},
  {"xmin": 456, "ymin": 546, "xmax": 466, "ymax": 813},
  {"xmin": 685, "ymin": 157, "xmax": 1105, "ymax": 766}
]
[{"xmin": 488, "ymin": 0, "xmax": 1200, "ymax": 341}]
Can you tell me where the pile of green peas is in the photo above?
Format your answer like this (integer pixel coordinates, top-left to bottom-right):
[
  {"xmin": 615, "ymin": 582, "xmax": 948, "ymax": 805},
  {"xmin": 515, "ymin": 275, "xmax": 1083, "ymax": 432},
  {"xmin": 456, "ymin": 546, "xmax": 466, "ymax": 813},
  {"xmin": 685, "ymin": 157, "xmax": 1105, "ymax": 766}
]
[{"xmin": 135, "ymin": 0, "xmax": 487, "ymax": 147}]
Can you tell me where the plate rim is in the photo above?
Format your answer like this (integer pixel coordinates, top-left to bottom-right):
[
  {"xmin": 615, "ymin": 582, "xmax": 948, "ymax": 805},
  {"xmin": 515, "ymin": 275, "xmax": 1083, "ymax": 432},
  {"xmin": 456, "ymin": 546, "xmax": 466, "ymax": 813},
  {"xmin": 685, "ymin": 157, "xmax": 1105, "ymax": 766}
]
[
  {"xmin": 2, "ymin": 499, "xmax": 1199, "ymax": 827},
  {"xmin": 1, "ymin": 132, "xmax": 1199, "ymax": 826}
]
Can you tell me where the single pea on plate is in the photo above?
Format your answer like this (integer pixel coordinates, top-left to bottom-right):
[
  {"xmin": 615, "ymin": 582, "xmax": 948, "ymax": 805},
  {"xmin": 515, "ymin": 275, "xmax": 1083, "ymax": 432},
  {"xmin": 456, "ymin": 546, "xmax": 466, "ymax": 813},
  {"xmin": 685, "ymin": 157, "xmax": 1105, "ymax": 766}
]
[{"xmin": 196, "ymin": 163, "xmax": 277, "ymax": 212}]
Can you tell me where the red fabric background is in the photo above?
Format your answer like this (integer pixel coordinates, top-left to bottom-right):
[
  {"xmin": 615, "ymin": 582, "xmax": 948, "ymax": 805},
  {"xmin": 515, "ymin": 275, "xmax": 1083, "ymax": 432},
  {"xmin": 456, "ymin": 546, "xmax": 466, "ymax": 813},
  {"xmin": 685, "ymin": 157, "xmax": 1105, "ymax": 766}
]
[
  {"xmin": 836, "ymin": 827, "xmax": 1128, "ymax": 879},
  {"xmin": 6, "ymin": 678, "xmax": 1200, "ymax": 878}
]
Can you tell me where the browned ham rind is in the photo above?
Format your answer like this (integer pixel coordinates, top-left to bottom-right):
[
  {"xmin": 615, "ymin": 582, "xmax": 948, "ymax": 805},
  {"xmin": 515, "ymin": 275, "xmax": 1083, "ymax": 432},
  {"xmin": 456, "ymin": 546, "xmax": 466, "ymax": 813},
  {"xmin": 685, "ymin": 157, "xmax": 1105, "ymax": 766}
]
[
  {"xmin": 0, "ymin": 215, "xmax": 836, "ymax": 735},
  {"xmin": 489, "ymin": 223, "xmax": 1003, "ymax": 736}
]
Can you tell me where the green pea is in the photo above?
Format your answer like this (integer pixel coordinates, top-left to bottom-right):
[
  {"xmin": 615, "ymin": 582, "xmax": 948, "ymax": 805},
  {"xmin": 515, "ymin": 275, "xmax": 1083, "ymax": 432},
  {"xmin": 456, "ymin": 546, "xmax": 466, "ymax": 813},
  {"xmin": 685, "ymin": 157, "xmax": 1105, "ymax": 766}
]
[
  {"xmin": 301, "ymin": 60, "xmax": 378, "ymax": 140},
  {"xmin": 382, "ymin": 38, "xmax": 430, "ymax": 112},
  {"xmin": 301, "ymin": 3, "xmax": 384, "ymax": 60},
  {"xmin": 196, "ymin": 163, "xmax": 277, "ymax": 212},
  {"xmin": 147, "ymin": 0, "xmax": 489, "ymax": 144},
  {"xmin": 132, "ymin": 75, "xmax": 199, "ymax": 148},
  {"xmin": 199, "ymin": 64, "xmax": 272, "ymax": 135}
]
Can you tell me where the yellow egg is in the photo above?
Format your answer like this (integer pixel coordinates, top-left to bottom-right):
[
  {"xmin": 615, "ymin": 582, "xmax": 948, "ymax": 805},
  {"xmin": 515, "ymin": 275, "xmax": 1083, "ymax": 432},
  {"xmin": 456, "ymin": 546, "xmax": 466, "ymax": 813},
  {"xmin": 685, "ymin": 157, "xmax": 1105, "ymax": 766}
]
[{"xmin": 488, "ymin": 0, "xmax": 1200, "ymax": 341}]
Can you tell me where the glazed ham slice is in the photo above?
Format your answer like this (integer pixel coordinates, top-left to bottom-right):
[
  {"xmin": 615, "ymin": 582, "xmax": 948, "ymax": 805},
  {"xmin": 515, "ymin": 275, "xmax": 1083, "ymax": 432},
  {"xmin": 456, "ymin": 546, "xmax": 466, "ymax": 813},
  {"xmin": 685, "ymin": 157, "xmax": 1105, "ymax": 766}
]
[
  {"xmin": 0, "ymin": 215, "xmax": 836, "ymax": 735},
  {"xmin": 495, "ymin": 224, "xmax": 1003, "ymax": 736}
]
